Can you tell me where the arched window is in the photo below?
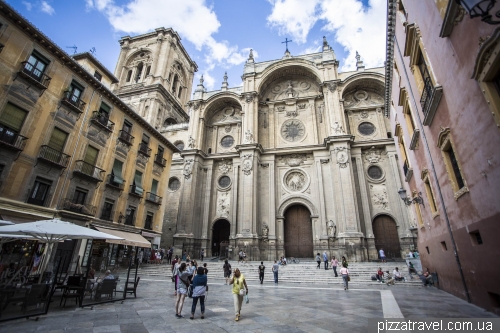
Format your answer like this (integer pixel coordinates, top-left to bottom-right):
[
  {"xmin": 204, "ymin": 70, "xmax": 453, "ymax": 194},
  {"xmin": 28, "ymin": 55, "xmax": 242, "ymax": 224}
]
[
  {"xmin": 178, "ymin": 86, "xmax": 182, "ymax": 99},
  {"xmin": 163, "ymin": 118, "xmax": 177, "ymax": 126},
  {"xmin": 172, "ymin": 74, "xmax": 179, "ymax": 93},
  {"xmin": 135, "ymin": 62, "xmax": 144, "ymax": 82},
  {"xmin": 126, "ymin": 70, "xmax": 132, "ymax": 82},
  {"xmin": 146, "ymin": 66, "xmax": 151, "ymax": 76}
]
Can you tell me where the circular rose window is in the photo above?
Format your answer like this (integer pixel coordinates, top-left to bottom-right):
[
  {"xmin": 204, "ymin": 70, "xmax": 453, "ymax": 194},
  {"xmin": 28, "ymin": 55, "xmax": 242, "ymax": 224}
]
[
  {"xmin": 218, "ymin": 176, "xmax": 231, "ymax": 189},
  {"xmin": 281, "ymin": 119, "xmax": 305, "ymax": 142},
  {"xmin": 367, "ymin": 166, "xmax": 383, "ymax": 180},
  {"xmin": 175, "ymin": 141, "xmax": 185, "ymax": 151},
  {"xmin": 358, "ymin": 122, "xmax": 375, "ymax": 136},
  {"xmin": 220, "ymin": 135, "xmax": 234, "ymax": 148},
  {"xmin": 168, "ymin": 177, "xmax": 181, "ymax": 191}
]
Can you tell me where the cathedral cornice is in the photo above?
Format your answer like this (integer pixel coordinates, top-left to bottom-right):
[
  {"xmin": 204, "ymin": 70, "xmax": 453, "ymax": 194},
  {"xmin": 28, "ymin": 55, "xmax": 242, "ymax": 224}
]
[{"xmin": 384, "ymin": 0, "xmax": 397, "ymax": 118}]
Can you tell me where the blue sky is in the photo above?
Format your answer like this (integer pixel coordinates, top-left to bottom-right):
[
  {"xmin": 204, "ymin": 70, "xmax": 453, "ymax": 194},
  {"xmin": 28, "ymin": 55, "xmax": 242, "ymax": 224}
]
[{"xmin": 7, "ymin": 0, "xmax": 386, "ymax": 95}]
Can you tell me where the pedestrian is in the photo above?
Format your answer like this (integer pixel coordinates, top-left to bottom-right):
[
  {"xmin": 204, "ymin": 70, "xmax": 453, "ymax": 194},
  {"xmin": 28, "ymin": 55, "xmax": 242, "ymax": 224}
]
[
  {"xmin": 150, "ymin": 249, "xmax": 156, "ymax": 264},
  {"xmin": 160, "ymin": 248, "xmax": 165, "ymax": 264},
  {"xmin": 242, "ymin": 251, "xmax": 247, "ymax": 263},
  {"xmin": 331, "ymin": 256, "xmax": 338, "ymax": 277},
  {"xmin": 229, "ymin": 268, "xmax": 248, "ymax": 321},
  {"xmin": 315, "ymin": 253, "xmax": 321, "ymax": 269},
  {"xmin": 203, "ymin": 263, "xmax": 208, "ymax": 275},
  {"xmin": 190, "ymin": 266, "xmax": 207, "ymax": 319},
  {"xmin": 379, "ymin": 248, "xmax": 386, "ymax": 263},
  {"xmin": 182, "ymin": 250, "xmax": 187, "ymax": 261},
  {"xmin": 172, "ymin": 256, "xmax": 180, "ymax": 296},
  {"xmin": 341, "ymin": 255, "xmax": 348, "ymax": 268},
  {"xmin": 340, "ymin": 264, "xmax": 350, "ymax": 290},
  {"xmin": 223, "ymin": 259, "xmax": 232, "ymax": 284},
  {"xmin": 168, "ymin": 246, "xmax": 173, "ymax": 264},
  {"xmin": 258, "ymin": 261, "xmax": 265, "ymax": 284},
  {"xmin": 323, "ymin": 251, "xmax": 328, "ymax": 270},
  {"xmin": 238, "ymin": 250, "xmax": 243, "ymax": 263},
  {"xmin": 137, "ymin": 250, "xmax": 143, "ymax": 267},
  {"xmin": 175, "ymin": 263, "xmax": 190, "ymax": 318},
  {"xmin": 200, "ymin": 249, "xmax": 205, "ymax": 262},
  {"xmin": 187, "ymin": 260, "xmax": 196, "ymax": 282},
  {"xmin": 272, "ymin": 260, "xmax": 279, "ymax": 284}
]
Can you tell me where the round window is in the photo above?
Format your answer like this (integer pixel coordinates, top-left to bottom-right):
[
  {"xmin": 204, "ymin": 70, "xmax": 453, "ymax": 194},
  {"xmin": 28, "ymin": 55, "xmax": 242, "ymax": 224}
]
[
  {"xmin": 175, "ymin": 141, "xmax": 185, "ymax": 151},
  {"xmin": 367, "ymin": 166, "xmax": 383, "ymax": 180},
  {"xmin": 218, "ymin": 176, "xmax": 231, "ymax": 189},
  {"xmin": 358, "ymin": 122, "xmax": 376, "ymax": 135},
  {"xmin": 220, "ymin": 135, "xmax": 234, "ymax": 148},
  {"xmin": 168, "ymin": 177, "xmax": 181, "ymax": 191}
]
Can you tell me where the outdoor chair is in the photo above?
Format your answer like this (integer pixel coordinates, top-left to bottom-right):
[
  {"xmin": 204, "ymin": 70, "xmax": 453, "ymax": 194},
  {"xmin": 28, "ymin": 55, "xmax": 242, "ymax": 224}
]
[
  {"xmin": 60, "ymin": 276, "xmax": 84, "ymax": 307},
  {"xmin": 112, "ymin": 276, "xmax": 119, "ymax": 296},
  {"xmin": 124, "ymin": 277, "xmax": 140, "ymax": 298},
  {"xmin": 23, "ymin": 284, "xmax": 49, "ymax": 314},
  {"xmin": 94, "ymin": 279, "xmax": 115, "ymax": 301}
]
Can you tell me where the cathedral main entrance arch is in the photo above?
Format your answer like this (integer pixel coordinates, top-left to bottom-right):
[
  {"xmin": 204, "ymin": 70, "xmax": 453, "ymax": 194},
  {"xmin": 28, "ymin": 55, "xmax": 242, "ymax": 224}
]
[
  {"xmin": 372, "ymin": 215, "xmax": 402, "ymax": 259},
  {"xmin": 212, "ymin": 219, "xmax": 230, "ymax": 257},
  {"xmin": 284, "ymin": 204, "xmax": 313, "ymax": 258}
]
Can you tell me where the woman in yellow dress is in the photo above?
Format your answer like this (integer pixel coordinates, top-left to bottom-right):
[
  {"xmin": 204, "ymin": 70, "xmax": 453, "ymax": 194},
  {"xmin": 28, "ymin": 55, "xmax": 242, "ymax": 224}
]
[{"xmin": 229, "ymin": 268, "xmax": 248, "ymax": 321}]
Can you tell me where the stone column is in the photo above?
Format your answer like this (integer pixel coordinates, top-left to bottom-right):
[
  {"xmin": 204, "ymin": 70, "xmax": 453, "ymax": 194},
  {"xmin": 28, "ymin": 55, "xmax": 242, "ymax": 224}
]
[
  {"xmin": 236, "ymin": 147, "xmax": 258, "ymax": 238},
  {"xmin": 114, "ymin": 39, "xmax": 130, "ymax": 83},
  {"xmin": 201, "ymin": 161, "xmax": 214, "ymax": 240},
  {"xmin": 150, "ymin": 30, "xmax": 163, "ymax": 79},
  {"xmin": 315, "ymin": 158, "xmax": 328, "ymax": 238},
  {"xmin": 268, "ymin": 160, "xmax": 276, "ymax": 241},
  {"xmin": 231, "ymin": 162, "xmax": 239, "ymax": 239}
]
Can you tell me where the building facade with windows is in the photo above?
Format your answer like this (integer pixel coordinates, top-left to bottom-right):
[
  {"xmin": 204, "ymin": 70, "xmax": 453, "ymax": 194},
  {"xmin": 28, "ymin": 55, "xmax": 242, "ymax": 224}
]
[
  {"xmin": 385, "ymin": 0, "xmax": 500, "ymax": 314},
  {"xmin": 0, "ymin": 4, "xmax": 178, "ymax": 271}
]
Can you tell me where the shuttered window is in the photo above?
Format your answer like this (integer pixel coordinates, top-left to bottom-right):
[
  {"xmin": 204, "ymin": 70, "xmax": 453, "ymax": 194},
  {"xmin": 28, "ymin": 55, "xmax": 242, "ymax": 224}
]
[
  {"xmin": 84, "ymin": 146, "xmax": 99, "ymax": 166},
  {"xmin": 151, "ymin": 179, "xmax": 158, "ymax": 195},
  {"xmin": 111, "ymin": 159, "xmax": 124, "ymax": 184},
  {"xmin": 133, "ymin": 170, "xmax": 143, "ymax": 195},
  {"xmin": 100, "ymin": 102, "xmax": 110, "ymax": 115},
  {"xmin": 48, "ymin": 127, "xmax": 68, "ymax": 152},
  {"xmin": 0, "ymin": 103, "xmax": 28, "ymax": 132}
]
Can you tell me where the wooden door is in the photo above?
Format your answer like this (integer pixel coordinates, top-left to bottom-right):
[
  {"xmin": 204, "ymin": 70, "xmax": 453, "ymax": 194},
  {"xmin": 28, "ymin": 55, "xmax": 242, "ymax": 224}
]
[
  {"xmin": 373, "ymin": 215, "xmax": 402, "ymax": 259},
  {"xmin": 212, "ymin": 219, "xmax": 230, "ymax": 257},
  {"xmin": 284, "ymin": 205, "xmax": 313, "ymax": 258}
]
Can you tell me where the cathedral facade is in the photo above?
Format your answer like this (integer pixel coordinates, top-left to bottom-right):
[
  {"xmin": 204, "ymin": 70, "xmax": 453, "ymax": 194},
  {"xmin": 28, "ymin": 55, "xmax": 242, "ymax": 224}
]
[{"xmin": 113, "ymin": 30, "xmax": 416, "ymax": 261}]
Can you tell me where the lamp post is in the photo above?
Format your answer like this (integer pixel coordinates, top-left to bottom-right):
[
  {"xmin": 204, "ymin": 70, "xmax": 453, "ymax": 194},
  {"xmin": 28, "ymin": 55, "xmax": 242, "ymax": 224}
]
[
  {"xmin": 456, "ymin": 0, "xmax": 500, "ymax": 24},
  {"xmin": 119, "ymin": 208, "xmax": 132, "ymax": 224},
  {"xmin": 398, "ymin": 188, "xmax": 425, "ymax": 206}
]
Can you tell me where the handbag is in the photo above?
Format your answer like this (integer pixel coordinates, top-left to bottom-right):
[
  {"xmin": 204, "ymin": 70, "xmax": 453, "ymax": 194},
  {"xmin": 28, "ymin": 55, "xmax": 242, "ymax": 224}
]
[
  {"xmin": 239, "ymin": 288, "xmax": 246, "ymax": 296},
  {"xmin": 244, "ymin": 294, "xmax": 249, "ymax": 304},
  {"xmin": 348, "ymin": 275, "xmax": 351, "ymax": 282},
  {"xmin": 187, "ymin": 285, "xmax": 193, "ymax": 298}
]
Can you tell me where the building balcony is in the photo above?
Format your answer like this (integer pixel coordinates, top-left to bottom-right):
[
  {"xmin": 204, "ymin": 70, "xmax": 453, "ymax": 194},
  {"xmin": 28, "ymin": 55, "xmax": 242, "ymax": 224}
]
[
  {"xmin": 61, "ymin": 91, "xmax": 86, "ymax": 114},
  {"xmin": 118, "ymin": 130, "xmax": 134, "ymax": 146},
  {"xmin": 37, "ymin": 145, "xmax": 70, "ymax": 168},
  {"xmin": 62, "ymin": 198, "xmax": 96, "ymax": 216},
  {"xmin": 420, "ymin": 77, "xmax": 443, "ymax": 126},
  {"xmin": 153, "ymin": 154, "xmax": 166, "ymax": 167},
  {"xmin": 90, "ymin": 111, "xmax": 114, "ymax": 132},
  {"xmin": 409, "ymin": 129, "xmax": 420, "ymax": 151},
  {"xmin": 403, "ymin": 160, "xmax": 413, "ymax": 182},
  {"xmin": 105, "ymin": 174, "xmax": 125, "ymax": 191},
  {"xmin": 138, "ymin": 143, "xmax": 151, "ymax": 157},
  {"xmin": 129, "ymin": 185, "xmax": 144, "ymax": 198},
  {"xmin": 72, "ymin": 160, "xmax": 105, "ymax": 182},
  {"xmin": 0, "ymin": 125, "xmax": 28, "ymax": 151},
  {"xmin": 18, "ymin": 61, "xmax": 51, "ymax": 90},
  {"xmin": 145, "ymin": 192, "xmax": 162, "ymax": 205}
]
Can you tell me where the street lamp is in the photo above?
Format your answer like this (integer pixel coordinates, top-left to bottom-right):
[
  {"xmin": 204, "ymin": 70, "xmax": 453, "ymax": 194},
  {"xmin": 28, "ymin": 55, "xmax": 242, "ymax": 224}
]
[
  {"xmin": 118, "ymin": 208, "xmax": 132, "ymax": 224},
  {"xmin": 398, "ymin": 188, "xmax": 425, "ymax": 207},
  {"xmin": 456, "ymin": 0, "xmax": 500, "ymax": 24}
]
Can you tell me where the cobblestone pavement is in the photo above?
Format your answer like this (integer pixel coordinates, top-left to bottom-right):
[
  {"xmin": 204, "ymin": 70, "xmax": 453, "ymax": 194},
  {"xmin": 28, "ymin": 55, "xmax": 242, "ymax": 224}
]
[{"xmin": 0, "ymin": 273, "xmax": 496, "ymax": 333}]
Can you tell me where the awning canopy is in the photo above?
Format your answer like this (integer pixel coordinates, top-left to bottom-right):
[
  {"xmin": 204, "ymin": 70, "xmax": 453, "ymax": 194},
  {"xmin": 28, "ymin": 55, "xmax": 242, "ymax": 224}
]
[{"xmin": 95, "ymin": 226, "xmax": 151, "ymax": 248}]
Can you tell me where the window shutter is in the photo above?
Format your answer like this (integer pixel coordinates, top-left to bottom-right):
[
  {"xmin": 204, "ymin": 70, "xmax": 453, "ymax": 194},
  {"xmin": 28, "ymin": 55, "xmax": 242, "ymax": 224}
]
[
  {"xmin": 48, "ymin": 128, "xmax": 68, "ymax": 152},
  {"xmin": 134, "ymin": 171, "xmax": 143, "ymax": 194},
  {"xmin": 151, "ymin": 179, "xmax": 158, "ymax": 194},
  {"xmin": 84, "ymin": 146, "xmax": 99, "ymax": 165},
  {"xmin": 100, "ymin": 103, "xmax": 111, "ymax": 113},
  {"xmin": 0, "ymin": 103, "xmax": 28, "ymax": 132},
  {"xmin": 112, "ymin": 159, "xmax": 124, "ymax": 184}
]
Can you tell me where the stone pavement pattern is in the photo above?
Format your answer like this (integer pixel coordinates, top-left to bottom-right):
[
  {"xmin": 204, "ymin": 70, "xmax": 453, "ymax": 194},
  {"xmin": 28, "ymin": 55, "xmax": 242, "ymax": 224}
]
[{"xmin": 0, "ymin": 267, "xmax": 496, "ymax": 333}]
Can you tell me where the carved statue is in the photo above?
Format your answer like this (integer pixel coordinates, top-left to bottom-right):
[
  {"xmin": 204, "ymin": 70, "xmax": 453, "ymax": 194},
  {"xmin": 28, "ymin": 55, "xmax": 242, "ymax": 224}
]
[
  {"xmin": 188, "ymin": 135, "xmax": 195, "ymax": 148},
  {"xmin": 262, "ymin": 222, "xmax": 269, "ymax": 242},
  {"xmin": 332, "ymin": 121, "xmax": 345, "ymax": 135},
  {"xmin": 244, "ymin": 129, "xmax": 254, "ymax": 144},
  {"xmin": 327, "ymin": 220, "xmax": 336, "ymax": 238},
  {"xmin": 286, "ymin": 80, "xmax": 294, "ymax": 97}
]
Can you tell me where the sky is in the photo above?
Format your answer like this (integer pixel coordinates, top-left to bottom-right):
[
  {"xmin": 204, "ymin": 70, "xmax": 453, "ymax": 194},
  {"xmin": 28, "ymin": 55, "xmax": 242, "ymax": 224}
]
[{"xmin": 7, "ymin": 0, "xmax": 387, "ymax": 95}]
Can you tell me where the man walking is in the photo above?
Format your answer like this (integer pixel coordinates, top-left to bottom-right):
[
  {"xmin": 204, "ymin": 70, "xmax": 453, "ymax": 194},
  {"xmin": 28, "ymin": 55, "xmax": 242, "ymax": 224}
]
[
  {"xmin": 200, "ymin": 249, "xmax": 205, "ymax": 262},
  {"xmin": 331, "ymin": 256, "xmax": 338, "ymax": 277},
  {"xmin": 323, "ymin": 251, "xmax": 328, "ymax": 270},
  {"xmin": 258, "ymin": 261, "xmax": 265, "ymax": 284},
  {"xmin": 272, "ymin": 260, "xmax": 279, "ymax": 284},
  {"xmin": 379, "ymin": 248, "xmax": 386, "ymax": 263}
]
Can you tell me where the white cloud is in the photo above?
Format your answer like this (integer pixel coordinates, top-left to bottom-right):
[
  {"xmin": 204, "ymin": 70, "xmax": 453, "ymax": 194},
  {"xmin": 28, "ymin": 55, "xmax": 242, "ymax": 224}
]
[
  {"xmin": 40, "ymin": 1, "xmax": 55, "ymax": 15},
  {"xmin": 22, "ymin": 1, "xmax": 33, "ymax": 11},
  {"xmin": 267, "ymin": 0, "xmax": 386, "ymax": 71}
]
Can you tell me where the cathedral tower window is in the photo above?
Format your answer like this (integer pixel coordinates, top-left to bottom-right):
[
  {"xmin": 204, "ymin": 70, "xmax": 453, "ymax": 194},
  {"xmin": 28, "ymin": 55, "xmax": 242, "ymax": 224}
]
[
  {"xmin": 126, "ymin": 70, "xmax": 132, "ymax": 82},
  {"xmin": 172, "ymin": 74, "xmax": 179, "ymax": 93},
  {"xmin": 135, "ymin": 62, "xmax": 144, "ymax": 82},
  {"xmin": 146, "ymin": 66, "xmax": 151, "ymax": 76}
]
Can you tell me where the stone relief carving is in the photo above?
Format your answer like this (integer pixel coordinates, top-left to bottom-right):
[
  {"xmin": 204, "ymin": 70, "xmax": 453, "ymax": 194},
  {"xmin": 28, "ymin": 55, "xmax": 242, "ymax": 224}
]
[
  {"xmin": 343, "ymin": 90, "xmax": 384, "ymax": 109},
  {"xmin": 360, "ymin": 111, "xmax": 369, "ymax": 118},
  {"xmin": 297, "ymin": 103, "xmax": 307, "ymax": 109},
  {"xmin": 332, "ymin": 121, "xmax": 345, "ymax": 135},
  {"xmin": 327, "ymin": 220, "xmax": 336, "ymax": 239},
  {"xmin": 152, "ymin": 163, "xmax": 162, "ymax": 176},
  {"xmin": 224, "ymin": 125, "xmax": 232, "ymax": 133},
  {"xmin": 335, "ymin": 147, "xmax": 349, "ymax": 168},
  {"xmin": 327, "ymin": 82, "xmax": 337, "ymax": 92},
  {"xmin": 279, "ymin": 154, "xmax": 307, "ymax": 167},
  {"xmin": 264, "ymin": 78, "xmax": 318, "ymax": 101},
  {"xmin": 370, "ymin": 184, "xmax": 389, "ymax": 210},
  {"xmin": 243, "ymin": 92, "xmax": 256, "ymax": 103},
  {"xmin": 285, "ymin": 170, "xmax": 307, "ymax": 192},
  {"xmin": 136, "ymin": 153, "xmax": 148, "ymax": 169},
  {"xmin": 320, "ymin": 159, "xmax": 330, "ymax": 164},
  {"xmin": 316, "ymin": 104, "xmax": 324, "ymax": 123},
  {"xmin": 277, "ymin": 106, "xmax": 285, "ymax": 112},
  {"xmin": 244, "ymin": 130, "xmax": 254, "ymax": 144},
  {"xmin": 281, "ymin": 119, "xmax": 305, "ymax": 142},
  {"xmin": 218, "ymin": 160, "xmax": 232, "ymax": 174},
  {"xmin": 241, "ymin": 154, "xmax": 253, "ymax": 175},
  {"xmin": 115, "ymin": 139, "xmax": 130, "ymax": 156},
  {"xmin": 262, "ymin": 222, "xmax": 269, "ymax": 242},
  {"xmin": 363, "ymin": 146, "xmax": 387, "ymax": 164},
  {"xmin": 217, "ymin": 192, "xmax": 230, "ymax": 218},
  {"xmin": 86, "ymin": 126, "xmax": 108, "ymax": 146},
  {"xmin": 218, "ymin": 106, "xmax": 241, "ymax": 122},
  {"xmin": 188, "ymin": 135, "xmax": 195, "ymax": 149},
  {"xmin": 183, "ymin": 159, "xmax": 194, "ymax": 179},
  {"xmin": 285, "ymin": 109, "xmax": 299, "ymax": 118},
  {"xmin": 187, "ymin": 101, "xmax": 200, "ymax": 111}
]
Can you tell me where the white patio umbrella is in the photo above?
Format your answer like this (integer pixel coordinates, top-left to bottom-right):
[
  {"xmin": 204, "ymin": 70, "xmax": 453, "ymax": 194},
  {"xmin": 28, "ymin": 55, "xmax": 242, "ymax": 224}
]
[
  {"xmin": 0, "ymin": 218, "xmax": 124, "ymax": 282},
  {"xmin": 0, "ymin": 220, "xmax": 14, "ymax": 226}
]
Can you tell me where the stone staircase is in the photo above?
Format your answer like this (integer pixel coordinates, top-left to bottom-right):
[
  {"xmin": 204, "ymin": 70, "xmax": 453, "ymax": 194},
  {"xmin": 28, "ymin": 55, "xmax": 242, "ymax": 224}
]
[{"xmin": 138, "ymin": 260, "xmax": 422, "ymax": 287}]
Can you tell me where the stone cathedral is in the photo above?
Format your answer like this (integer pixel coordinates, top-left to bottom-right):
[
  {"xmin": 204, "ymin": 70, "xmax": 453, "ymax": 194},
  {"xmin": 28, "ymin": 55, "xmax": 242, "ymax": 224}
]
[{"xmin": 112, "ymin": 30, "xmax": 416, "ymax": 261}]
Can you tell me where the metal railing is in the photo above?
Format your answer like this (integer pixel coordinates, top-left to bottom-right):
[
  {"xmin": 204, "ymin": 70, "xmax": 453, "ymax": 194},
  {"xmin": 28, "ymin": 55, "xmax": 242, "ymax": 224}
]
[
  {"xmin": 138, "ymin": 143, "xmax": 151, "ymax": 157},
  {"xmin": 62, "ymin": 198, "xmax": 96, "ymax": 216},
  {"xmin": 73, "ymin": 160, "xmax": 105, "ymax": 182},
  {"xmin": 118, "ymin": 130, "xmax": 134, "ymax": 145},
  {"xmin": 420, "ymin": 77, "xmax": 434, "ymax": 116},
  {"xmin": 403, "ymin": 160, "xmax": 409, "ymax": 177},
  {"xmin": 154, "ymin": 154, "xmax": 166, "ymax": 167},
  {"xmin": 100, "ymin": 207, "xmax": 114, "ymax": 221},
  {"xmin": 38, "ymin": 145, "xmax": 70, "ymax": 167},
  {"xmin": 0, "ymin": 125, "xmax": 28, "ymax": 151},
  {"xmin": 61, "ymin": 90, "xmax": 86, "ymax": 113},
  {"xmin": 129, "ymin": 185, "xmax": 143, "ymax": 197},
  {"xmin": 19, "ymin": 61, "xmax": 51, "ymax": 88},
  {"xmin": 145, "ymin": 192, "xmax": 162, "ymax": 205},
  {"xmin": 106, "ymin": 174, "xmax": 125, "ymax": 190},
  {"xmin": 90, "ymin": 111, "xmax": 115, "ymax": 131}
]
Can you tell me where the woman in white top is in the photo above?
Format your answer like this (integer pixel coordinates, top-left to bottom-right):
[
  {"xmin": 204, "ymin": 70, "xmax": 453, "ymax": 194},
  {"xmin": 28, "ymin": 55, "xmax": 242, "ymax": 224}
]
[{"xmin": 340, "ymin": 264, "xmax": 349, "ymax": 290}]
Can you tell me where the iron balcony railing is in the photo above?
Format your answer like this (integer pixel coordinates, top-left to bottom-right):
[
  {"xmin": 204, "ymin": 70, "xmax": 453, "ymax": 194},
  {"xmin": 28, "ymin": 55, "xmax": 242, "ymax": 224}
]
[
  {"xmin": 73, "ymin": 160, "xmax": 105, "ymax": 182},
  {"xmin": 38, "ymin": 145, "xmax": 70, "ymax": 168},
  {"xmin": 145, "ymin": 192, "xmax": 162, "ymax": 205},
  {"xmin": 106, "ymin": 174, "xmax": 125, "ymax": 190},
  {"xmin": 100, "ymin": 207, "xmax": 114, "ymax": 221},
  {"xmin": 0, "ymin": 124, "xmax": 28, "ymax": 151},
  {"xmin": 403, "ymin": 160, "xmax": 409, "ymax": 177},
  {"xmin": 154, "ymin": 154, "xmax": 166, "ymax": 167},
  {"xmin": 19, "ymin": 61, "xmax": 52, "ymax": 89},
  {"xmin": 62, "ymin": 198, "xmax": 96, "ymax": 216},
  {"xmin": 129, "ymin": 185, "xmax": 144, "ymax": 197},
  {"xmin": 138, "ymin": 142, "xmax": 152, "ymax": 157},
  {"xmin": 61, "ymin": 90, "xmax": 86, "ymax": 113},
  {"xmin": 90, "ymin": 111, "xmax": 115, "ymax": 132},
  {"xmin": 420, "ymin": 77, "xmax": 434, "ymax": 117},
  {"xmin": 118, "ymin": 130, "xmax": 134, "ymax": 146}
]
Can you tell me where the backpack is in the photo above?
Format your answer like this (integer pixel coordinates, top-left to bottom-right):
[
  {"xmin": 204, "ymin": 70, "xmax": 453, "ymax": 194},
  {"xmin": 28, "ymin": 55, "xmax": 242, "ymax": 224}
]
[{"xmin": 259, "ymin": 265, "xmax": 265, "ymax": 273}]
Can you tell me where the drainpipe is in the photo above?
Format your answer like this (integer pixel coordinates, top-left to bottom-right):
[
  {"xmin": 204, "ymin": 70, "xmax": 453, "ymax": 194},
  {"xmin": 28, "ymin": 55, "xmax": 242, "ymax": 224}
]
[{"xmin": 394, "ymin": 36, "xmax": 470, "ymax": 303}]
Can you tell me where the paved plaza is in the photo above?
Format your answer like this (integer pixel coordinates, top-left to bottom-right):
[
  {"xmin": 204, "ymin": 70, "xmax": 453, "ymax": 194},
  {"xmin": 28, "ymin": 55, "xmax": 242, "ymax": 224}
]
[{"xmin": 0, "ymin": 267, "xmax": 496, "ymax": 333}]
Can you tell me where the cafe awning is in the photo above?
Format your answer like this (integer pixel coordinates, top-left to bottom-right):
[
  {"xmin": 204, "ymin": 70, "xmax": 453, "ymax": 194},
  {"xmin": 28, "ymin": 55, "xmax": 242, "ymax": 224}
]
[{"xmin": 95, "ymin": 226, "xmax": 151, "ymax": 248}]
